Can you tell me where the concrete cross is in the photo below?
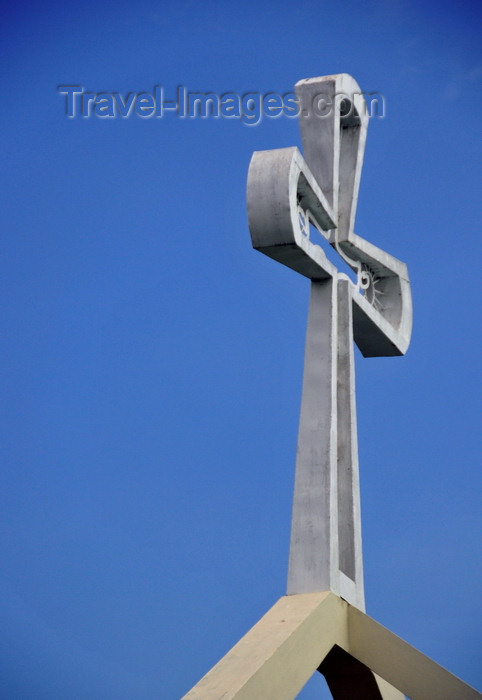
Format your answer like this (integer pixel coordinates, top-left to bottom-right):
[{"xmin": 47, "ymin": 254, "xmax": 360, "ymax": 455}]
[{"xmin": 247, "ymin": 74, "xmax": 412, "ymax": 611}]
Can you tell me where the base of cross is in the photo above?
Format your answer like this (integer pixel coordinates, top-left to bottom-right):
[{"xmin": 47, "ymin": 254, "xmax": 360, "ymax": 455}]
[{"xmin": 182, "ymin": 592, "xmax": 480, "ymax": 700}]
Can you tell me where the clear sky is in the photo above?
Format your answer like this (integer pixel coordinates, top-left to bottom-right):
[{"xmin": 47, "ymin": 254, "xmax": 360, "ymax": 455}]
[{"xmin": 1, "ymin": 1, "xmax": 481, "ymax": 698}]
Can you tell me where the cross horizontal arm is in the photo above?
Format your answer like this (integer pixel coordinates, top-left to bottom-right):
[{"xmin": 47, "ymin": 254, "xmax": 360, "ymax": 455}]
[
  {"xmin": 247, "ymin": 146, "xmax": 412, "ymax": 357},
  {"xmin": 247, "ymin": 147, "xmax": 338, "ymax": 281}
]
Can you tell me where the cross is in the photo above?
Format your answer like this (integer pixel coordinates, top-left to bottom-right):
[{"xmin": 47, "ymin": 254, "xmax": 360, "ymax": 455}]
[
  {"xmin": 184, "ymin": 74, "xmax": 477, "ymax": 700},
  {"xmin": 247, "ymin": 74, "xmax": 412, "ymax": 611}
]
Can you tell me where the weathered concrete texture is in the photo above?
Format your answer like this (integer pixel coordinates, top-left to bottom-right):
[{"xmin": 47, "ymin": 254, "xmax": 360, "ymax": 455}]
[
  {"xmin": 287, "ymin": 280, "xmax": 337, "ymax": 597},
  {"xmin": 286, "ymin": 278, "xmax": 365, "ymax": 610},
  {"xmin": 182, "ymin": 593, "xmax": 481, "ymax": 700}
]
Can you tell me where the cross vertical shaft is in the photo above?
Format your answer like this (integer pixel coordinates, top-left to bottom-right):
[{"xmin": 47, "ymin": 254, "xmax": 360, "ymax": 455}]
[
  {"xmin": 287, "ymin": 279, "xmax": 336, "ymax": 596},
  {"xmin": 287, "ymin": 277, "xmax": 365, "ymax": 610}
]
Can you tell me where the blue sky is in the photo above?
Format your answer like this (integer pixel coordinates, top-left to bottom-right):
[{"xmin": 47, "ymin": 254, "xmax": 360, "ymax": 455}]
[{"xmin": 1, "ymin": 1, "xmax": 481, "ymax": 698}]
